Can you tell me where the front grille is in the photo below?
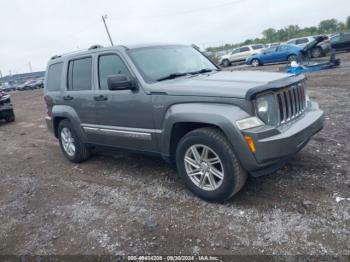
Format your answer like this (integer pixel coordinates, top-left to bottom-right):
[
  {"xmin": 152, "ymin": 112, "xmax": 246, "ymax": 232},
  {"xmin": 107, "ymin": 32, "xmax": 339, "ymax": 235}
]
[{"xmin": 275, "ymin": 83, "xmax": 306, "ymax": 125}]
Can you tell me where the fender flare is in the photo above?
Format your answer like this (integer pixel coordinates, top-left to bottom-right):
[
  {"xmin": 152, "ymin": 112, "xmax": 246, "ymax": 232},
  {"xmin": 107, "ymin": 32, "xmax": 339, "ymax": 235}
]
[
  {"xmin": 160, "ymin": 103, "xmax": 257, "ymax": 170},
  {"xmin": 51, "ymin": 105, "xmax": 87, "ymax": 141}
]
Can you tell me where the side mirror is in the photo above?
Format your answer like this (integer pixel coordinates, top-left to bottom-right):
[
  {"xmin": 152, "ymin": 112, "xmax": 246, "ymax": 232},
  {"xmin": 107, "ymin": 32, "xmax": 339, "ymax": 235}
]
[{"xmin": 107, "ymin": 74, "xmax": 135, "ymax": 91}]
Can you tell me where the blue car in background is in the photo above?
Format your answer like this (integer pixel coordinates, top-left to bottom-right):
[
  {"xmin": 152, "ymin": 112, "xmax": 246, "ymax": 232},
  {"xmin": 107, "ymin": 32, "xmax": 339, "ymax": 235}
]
[{"xmin": 246, "ymin": 44, "xmax": 302, "ymax": 66}]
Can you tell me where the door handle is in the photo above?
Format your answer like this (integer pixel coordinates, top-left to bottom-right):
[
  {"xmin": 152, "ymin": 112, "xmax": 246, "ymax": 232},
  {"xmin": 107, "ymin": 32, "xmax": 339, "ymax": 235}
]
[
  {"xmin": 63, "ymin": 95, "xmax": 74, "ymax": 101},
  {"xmin": 94, "ymin": 95, "xmax": 108, "ymax": 101}
]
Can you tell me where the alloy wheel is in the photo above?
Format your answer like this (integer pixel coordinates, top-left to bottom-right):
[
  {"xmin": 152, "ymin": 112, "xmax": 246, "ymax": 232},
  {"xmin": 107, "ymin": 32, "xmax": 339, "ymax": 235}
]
[
  {"xmin": 184, "ymin": 144, "xmax": 224, "ymax": 191},
  {"xmin": 61, "ymin": 127, "xmax": 76, "ymax": 157}
]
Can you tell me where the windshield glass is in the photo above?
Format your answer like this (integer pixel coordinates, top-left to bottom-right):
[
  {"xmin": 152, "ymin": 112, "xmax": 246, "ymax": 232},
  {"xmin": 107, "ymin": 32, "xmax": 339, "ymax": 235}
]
[{"xmin": 128, "ymin": 46, "xmax": 217, "ymax": 82}]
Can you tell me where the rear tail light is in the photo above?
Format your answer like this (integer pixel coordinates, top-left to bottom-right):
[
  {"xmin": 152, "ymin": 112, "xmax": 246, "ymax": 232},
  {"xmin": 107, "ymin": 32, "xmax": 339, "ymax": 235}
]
[{"xmin": 44, "ymin": 95, "xmax": 52, "ymax": 116}]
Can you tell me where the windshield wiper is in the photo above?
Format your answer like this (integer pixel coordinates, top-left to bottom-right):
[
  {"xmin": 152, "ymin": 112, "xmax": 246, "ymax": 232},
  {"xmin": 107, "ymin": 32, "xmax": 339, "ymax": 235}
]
[
  {"xmin": 156, "ymin": 73, "xmax": 188, "ymax": 82},
  {"xmin": 188, "ymin": 68, "xmax": 218, "ymax": 75}
]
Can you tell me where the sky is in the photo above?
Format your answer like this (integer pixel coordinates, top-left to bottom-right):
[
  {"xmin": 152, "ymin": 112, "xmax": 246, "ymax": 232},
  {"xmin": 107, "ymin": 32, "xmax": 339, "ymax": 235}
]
[{"xmin": 0, "ymin": 0, "xmax": 349, "ymax": 75}]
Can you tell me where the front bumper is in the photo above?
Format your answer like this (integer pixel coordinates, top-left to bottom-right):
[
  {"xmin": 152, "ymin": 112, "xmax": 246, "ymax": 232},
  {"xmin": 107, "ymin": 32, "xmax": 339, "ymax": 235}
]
[{"xmin": 242, "ymin": 101, "xmax": 324, "ymax": 176}]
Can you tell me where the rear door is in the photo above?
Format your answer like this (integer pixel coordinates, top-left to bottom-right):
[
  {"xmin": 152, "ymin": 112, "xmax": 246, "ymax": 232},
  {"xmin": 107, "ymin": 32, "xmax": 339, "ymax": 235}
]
[
  {"xmin": 63, "ymin": 56, "xmax": 98, "ymax": 142},
  {"xmin": 274, "ymin": 45, "xmax": 290, "ymax": 62},
  {"xmin": 261, "ymin": 47, "xmax": 278, "ymax": 63},
  {"xmin": 342, "ymin": 33, "xmax": 350, "ymax": 50},
  {"xmin": 331, "ymin": 35, "xmax": 342, "ymax": 50},
  {"xmin": 237, "ymin": 46, "xmax": 251, "ymax": 60}
]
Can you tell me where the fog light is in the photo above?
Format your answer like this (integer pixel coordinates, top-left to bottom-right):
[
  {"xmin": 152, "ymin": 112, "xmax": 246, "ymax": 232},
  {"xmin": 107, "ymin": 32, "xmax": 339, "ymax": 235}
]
[{"xmin": 244, "ymin": 135, "xmax": 256, "ymax": 153}]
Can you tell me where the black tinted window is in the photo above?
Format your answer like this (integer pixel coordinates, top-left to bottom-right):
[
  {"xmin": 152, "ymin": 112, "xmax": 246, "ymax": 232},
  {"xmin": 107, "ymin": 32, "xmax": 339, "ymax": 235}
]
[
  {"xmin": 68, "ymin": 57, "xmax": 92, "ymax": 91},
  {"xmin": 98, "ymin": 55, "xmax": 130, "ymax": 90},
  {"xmin": 296, "ymin": 38, "xmax": 309, "ymax": 44},
  {"xmin": 240, "ymin": 47, "xmax": 250, "ymax": 52},
  {"xmin": 252, "ymin": 45, "xmax": 263, "ymax": 50},
  {"xmin": 342, "ymin": 33, "xmax": 350, "ymax": 41},
  {"xmin": 47, "ymin": 63, "xmax": 63, "ymax": 91}
]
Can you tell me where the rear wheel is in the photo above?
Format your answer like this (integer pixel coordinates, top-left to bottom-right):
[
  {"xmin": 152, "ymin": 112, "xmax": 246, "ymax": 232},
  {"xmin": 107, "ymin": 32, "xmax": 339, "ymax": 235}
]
[
  {"xmin": 222, "ymin": 59, "xmax": 231, "ymax": 67},
  {"xmin": 58, "ymin": 119, "xmax": 90, "ymax": 163},
  {"xmin": 176, "ymin": 127, "xmax": 247, "ymax": 202},
  {"xmin": 251, "ymin": 59, "xmax": 260, "ymax": 67}
]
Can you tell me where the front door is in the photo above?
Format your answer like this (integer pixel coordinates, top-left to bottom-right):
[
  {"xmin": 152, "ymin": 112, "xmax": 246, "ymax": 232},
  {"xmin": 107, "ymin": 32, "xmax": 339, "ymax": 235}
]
[{"xmin": 89, "ymin": 52, "xmax": 157, "ymax": 152}]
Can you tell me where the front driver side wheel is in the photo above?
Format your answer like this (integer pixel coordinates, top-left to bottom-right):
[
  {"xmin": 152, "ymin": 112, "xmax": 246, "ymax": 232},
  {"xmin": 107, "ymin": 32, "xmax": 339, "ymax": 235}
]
[{"xmin": 176, "ymin": 127, "xmax": 247, "ymax": 202}]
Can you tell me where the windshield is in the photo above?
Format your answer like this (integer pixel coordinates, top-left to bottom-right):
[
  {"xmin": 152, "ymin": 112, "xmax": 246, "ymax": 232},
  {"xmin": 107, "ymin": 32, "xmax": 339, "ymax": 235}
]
[{"xmin": 128, "ymin": 46, "xmax": 217, "ymax": 82}]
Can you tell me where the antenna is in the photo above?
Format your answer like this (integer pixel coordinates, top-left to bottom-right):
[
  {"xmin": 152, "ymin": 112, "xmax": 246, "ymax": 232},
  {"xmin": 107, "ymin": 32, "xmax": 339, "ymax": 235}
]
[{"xmin": 101, "ymin": 15, "xmax": 114, "ymax": 46}]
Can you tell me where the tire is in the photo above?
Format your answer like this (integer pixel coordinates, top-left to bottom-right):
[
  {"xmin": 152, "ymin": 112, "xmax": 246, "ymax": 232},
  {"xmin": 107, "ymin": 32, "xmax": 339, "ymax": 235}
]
[
  {"xmin": 288, "ymin": 54, "xmax": 298, "ymax": 63},
  {"xmin": 251, "ymin": 59, "xmax": 260, "ymax": 67},
  {"xmin": 58, "ymin": 119, "xmax": 90, "ymax": 163},
  {"xmin": 5, "ymin": 111, "xmax": 15, "ymax": 122},
  {"xmin": 222, "ymin": 59, "xmax": 231, "ymax": 67},
  {"xmin": 175, "ymin": 127, "xmax": 247, "ymax": 202},
  {"xmin": 311, "ymin": 47, "xmax": 322, "ymax": 58}
]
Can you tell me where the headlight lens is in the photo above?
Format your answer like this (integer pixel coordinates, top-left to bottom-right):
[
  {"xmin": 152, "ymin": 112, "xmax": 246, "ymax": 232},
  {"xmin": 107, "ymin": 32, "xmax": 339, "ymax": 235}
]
[
  {"xmin": 236, "ymin": 117, "xmax": 264, "ymax": 130},
  {"xmin": 255, "ymin": 94, "xmax": 279, "ymax": 126}
]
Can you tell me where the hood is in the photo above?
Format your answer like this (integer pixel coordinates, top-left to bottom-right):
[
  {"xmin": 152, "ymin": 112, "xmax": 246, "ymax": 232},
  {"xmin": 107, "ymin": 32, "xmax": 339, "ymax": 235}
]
[{"xmin": 148, "ymin": 71, "xmax": 299, "ymax": 99}]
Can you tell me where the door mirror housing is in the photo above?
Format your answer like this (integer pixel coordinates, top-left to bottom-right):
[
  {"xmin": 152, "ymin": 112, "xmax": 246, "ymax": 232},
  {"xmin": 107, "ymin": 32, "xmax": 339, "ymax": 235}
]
[{"xmin": 107, "ymin": 74, "xmax": 136, "ymax": 91}]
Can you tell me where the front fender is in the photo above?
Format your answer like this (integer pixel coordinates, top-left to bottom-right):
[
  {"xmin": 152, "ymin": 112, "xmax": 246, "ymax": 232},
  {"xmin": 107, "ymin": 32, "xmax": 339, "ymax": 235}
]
[
  {"xmin": 52, "ymin": 105, "xmax": 87, "ymax": 141},
  {"xmin": 160, "ymin": 103, "xmax": 257, "ymax": 171}
]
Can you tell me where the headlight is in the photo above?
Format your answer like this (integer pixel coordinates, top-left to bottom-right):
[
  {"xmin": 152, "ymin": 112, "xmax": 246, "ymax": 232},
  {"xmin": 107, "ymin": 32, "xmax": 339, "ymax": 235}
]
[
  {"xmin": 236, "ymin": 117, "xmax": 264, "ymax": 130},
  {"xmin": 255, "ymin": 93, "xmax": 279, "ymax": 126}
]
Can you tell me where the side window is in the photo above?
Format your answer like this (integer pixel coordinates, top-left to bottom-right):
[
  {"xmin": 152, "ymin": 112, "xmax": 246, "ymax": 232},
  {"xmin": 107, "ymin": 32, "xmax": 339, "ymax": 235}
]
[
  {"xmin": 46, "ymin": 63, "xmax": 63, "ymax": 91},
  {"xmin": 232, "ymin": 49, "xmax": 239, "ymax": 54},
  {"xmin": 67, "ymin": 57, "xmax": 92, "ymax": 91},
  {"xmin": 239, "ymin": 47, "xmax": 250, "ymax": 52},
  {"xmin": 277, "ymin": 46, "xmax": 288, "ymax": 52},
  {"xmin": 98, "ymin": 54, "xmax": 130, "ymax": 90},
  {"xmin": 296, "ymin": 38, "xmax": 309, "ymax": 45},
  {"xmin": 343, "ymin": 33, "xmax": 350, "ymax": 41},
  {"xmin": 331, "ymin": 35, "xmax": 340, "ymax": 43},
  {"xmin": 252, "ymin": 44, "xmax": 263, "ymax": 50}
]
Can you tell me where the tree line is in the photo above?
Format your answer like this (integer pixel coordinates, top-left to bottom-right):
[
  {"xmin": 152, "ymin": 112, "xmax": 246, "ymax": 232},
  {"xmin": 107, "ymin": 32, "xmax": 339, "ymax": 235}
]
[{"xmin": 206, "ymin": 16, "xmax": 350, "ymax": 52}]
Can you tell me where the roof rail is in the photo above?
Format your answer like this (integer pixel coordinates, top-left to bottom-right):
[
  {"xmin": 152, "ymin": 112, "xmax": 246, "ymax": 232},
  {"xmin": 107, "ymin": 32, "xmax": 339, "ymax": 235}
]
[
  {"xmin": 88, "ymin": 44, "xmax": 103, "ymax": 50},
  {"xmin": 51, "ymin": 55, "xmax": 62, "ymax": 60}
]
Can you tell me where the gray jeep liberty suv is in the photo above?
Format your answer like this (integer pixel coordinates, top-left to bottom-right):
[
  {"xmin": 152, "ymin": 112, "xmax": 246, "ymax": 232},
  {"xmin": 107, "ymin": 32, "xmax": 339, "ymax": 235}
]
[{"xmin": 44, "ymin": 44, "xmax": 324, "ymax": 202}]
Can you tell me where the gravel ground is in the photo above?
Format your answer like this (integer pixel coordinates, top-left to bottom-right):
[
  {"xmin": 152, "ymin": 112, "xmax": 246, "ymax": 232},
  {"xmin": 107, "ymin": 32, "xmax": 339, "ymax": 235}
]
[{"xmin": 0, "ymin": 53, "xmax": 349, "ymax": 256}]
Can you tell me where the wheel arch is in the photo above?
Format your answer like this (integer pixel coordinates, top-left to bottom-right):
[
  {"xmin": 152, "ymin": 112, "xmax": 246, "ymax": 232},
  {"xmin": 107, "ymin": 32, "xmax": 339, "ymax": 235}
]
[
  {"xmin": 51, "ymin": 105, "xmax": 86, "ymax": 141},
  {"xmin": 159, "ymin": 103, "xmax": 255, "ymax": 168}
]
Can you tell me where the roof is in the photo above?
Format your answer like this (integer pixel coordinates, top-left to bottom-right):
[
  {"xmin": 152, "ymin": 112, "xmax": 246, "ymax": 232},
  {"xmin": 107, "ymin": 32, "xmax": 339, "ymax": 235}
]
[{"xmin": 50, "ymin": 43, "xmax": 189, "ymax": 62}]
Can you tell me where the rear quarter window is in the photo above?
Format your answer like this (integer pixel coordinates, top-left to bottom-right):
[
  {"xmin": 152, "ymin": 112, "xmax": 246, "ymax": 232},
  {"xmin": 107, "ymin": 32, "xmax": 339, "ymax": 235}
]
[
  {"xmin": 46, "ymin": 62, "xmax": 63, "ymax": 91},
  {"xmin": 296, "ymin": 38, "xmax": 309, "ymax": 44}
]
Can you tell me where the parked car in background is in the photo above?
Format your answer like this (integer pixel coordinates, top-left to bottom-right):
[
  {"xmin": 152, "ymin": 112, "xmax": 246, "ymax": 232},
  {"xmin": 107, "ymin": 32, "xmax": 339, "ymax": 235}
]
[
  {"xmin": 330, "ymin": 32, "xmax": 350, "ymax": 52},
  {"xmin": 0, "ymin": 83, "xmax": 16, "ymax": 92},
  {"xmin": 0, "ymin": 91, "xmax": 15, "ymax": 122},
  {"xmin": 287, "ymin": 36, "xmax": 331, "ymax": 58},
  {"xmin": 17, "ymin": 79, "xmax": 42, "ymax": 91},
  {"xmin": 246, "ymin": 44, "xmax": 301, "ymax": 66},
  {"xmin": 219, "ymin": 44, "xmax": 265, "ymax": 67}
]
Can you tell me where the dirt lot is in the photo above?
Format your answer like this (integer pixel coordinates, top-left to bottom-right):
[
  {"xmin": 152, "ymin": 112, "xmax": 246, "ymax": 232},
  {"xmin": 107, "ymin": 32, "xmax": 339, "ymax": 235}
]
[{"xmin": 0, "ymin": 53, "xmax": 349, "ymax": 257}]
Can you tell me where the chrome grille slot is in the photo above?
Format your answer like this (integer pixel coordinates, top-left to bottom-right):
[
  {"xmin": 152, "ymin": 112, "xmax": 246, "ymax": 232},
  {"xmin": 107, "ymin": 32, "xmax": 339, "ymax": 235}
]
[{"xmin": 275, "ymin": 82, "xmax": 306, "ymax": 125}]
